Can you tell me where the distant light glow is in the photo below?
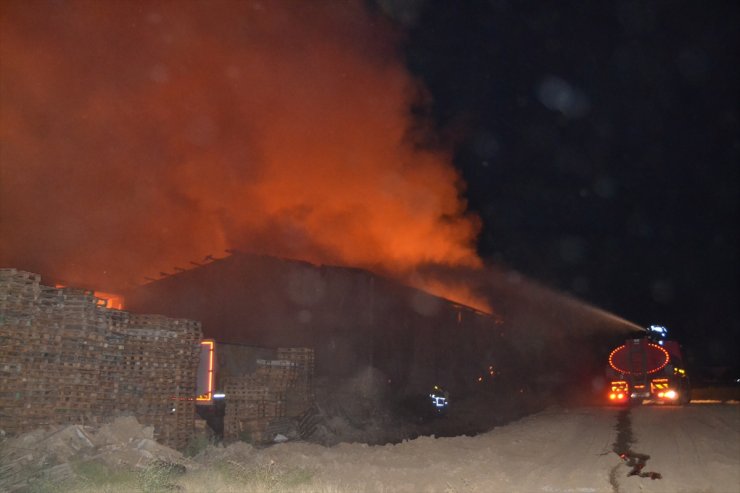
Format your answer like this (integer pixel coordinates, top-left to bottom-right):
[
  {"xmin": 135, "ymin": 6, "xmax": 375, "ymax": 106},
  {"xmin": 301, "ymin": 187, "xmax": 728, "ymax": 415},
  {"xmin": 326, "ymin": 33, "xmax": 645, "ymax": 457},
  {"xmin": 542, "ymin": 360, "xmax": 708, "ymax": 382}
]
[
  {"xmin": 647, "ymin": 325, "xmax": 668, "ymax": 338},
  {"xmin": 429, "ymin": 393, "xmax": 448, "ymax": 408},
  {"xmin": 196, "ymin": 340, "xmax": 215, "ymax": 402}
]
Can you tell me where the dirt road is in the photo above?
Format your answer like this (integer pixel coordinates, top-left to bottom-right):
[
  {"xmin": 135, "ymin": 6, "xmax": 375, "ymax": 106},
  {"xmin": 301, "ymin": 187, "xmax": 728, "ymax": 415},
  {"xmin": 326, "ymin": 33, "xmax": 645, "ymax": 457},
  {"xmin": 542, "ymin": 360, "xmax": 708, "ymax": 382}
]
[
  {"xmin": 260, "ymin": 403, "xmax": 739, "ymax": 493},
  {"xmin": 3, "ymin": 403, "xmax": 737, "ymax": 492},
  {"xmin": 623, "ymin": 403, "xmax": 740, "ymax": 493}
]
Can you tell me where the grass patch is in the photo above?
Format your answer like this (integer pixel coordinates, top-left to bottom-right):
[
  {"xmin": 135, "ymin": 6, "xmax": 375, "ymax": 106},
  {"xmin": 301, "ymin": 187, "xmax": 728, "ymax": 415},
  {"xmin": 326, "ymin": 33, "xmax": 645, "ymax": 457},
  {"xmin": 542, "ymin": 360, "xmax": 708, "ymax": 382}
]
[
  {"xmin": 72, "ymin": 460, "xmax": 136, "ymax": 486},
  {"xmin": 137, "ymin": 461, "xmax": 186, "ymax": 493},
  {"xmin": 183, "ymin": 433, "xmax": 213, "ymax": 458},
  {"xmin": 48, "ymin": 460, "xmax": 182, "ymax": 493},
  {"xmin": 195, "ymin": 459, "xmax": 315, "ymax": 492},
  {"xmin": 24, "ymin": 478, "xmax": 62, "ymax": 493},
  {"xmin": 10, "ymin": 460, "xmax": 330, "ymax": 493}
]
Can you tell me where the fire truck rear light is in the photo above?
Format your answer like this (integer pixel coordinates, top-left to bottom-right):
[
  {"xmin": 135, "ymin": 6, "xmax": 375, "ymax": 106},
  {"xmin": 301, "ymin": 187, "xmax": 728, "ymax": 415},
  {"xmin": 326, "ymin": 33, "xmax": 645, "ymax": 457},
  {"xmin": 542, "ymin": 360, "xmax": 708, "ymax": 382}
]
[
  {"xmin": 658, "ymin": 392, "xmax": 664, "ymax": 398},
  {"xmin": 609, "ymin": 393, "xmax": 616, "ymax": 400},
  {"xmin": 664, "ymin": 390, "xmax": 677, "ymax": 399},
  {"xmin": 617, "ymin": 393, "xmax": 624, "ymax": 399}
]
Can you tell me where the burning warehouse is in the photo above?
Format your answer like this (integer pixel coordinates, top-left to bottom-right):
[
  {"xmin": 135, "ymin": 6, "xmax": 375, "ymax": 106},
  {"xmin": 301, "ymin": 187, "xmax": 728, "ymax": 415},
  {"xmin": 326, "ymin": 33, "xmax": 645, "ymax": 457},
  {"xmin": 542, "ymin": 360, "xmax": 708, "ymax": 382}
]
[
  {"xmin": 0, "ymin": 255, "xmax": 641, "ymax": 451},
  {"xmin": 124, "ymin": 252, "xmax": 636, "ymax": 419},
  {"xmin": 0, "ymin": 253, "xmax": 636, "ymax": 449},
  {"xmin": 124, "ymin": 252, "xmax": 512, "ymax": 399}
]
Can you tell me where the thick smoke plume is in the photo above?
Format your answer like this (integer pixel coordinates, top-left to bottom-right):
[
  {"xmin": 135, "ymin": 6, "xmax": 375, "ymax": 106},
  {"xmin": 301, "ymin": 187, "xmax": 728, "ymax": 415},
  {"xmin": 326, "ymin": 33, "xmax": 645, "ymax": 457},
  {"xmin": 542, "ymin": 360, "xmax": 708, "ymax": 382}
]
[{"xmin": 0, "ymin": 1, "xmax": 484, "ymax": 307}]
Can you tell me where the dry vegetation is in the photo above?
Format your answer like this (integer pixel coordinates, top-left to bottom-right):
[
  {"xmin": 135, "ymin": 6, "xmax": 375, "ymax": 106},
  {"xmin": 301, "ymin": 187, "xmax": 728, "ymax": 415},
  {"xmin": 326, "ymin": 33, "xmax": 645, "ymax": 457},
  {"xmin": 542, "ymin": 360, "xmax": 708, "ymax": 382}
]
[{"xmin": 28, "ymin": 460, "xmax": 330, "ymax": 493}]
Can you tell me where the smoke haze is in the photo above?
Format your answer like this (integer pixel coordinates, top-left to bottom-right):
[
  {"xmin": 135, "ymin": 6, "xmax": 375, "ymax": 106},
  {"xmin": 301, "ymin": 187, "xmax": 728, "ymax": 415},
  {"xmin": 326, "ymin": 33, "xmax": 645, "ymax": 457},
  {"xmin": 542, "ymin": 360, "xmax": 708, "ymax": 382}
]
[{"xmin": 0, "ymin": 0, "xmax": 483, "ymax": 306}]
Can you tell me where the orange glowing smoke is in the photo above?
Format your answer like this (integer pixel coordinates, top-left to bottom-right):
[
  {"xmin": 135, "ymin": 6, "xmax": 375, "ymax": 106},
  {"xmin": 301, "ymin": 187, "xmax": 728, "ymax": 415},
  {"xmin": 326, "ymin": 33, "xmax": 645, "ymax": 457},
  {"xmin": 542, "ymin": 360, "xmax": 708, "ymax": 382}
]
[{"xmin": 0, "ymin": 1, "xmax": 486, "ymax": 310}]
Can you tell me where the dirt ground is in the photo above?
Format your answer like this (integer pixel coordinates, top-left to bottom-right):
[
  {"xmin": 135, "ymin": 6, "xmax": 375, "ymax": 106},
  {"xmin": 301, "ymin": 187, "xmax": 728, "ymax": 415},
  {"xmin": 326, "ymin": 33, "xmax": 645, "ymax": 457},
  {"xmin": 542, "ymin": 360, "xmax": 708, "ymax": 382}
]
[
  {"xmin": 2, "ymin": 402, "xmax": 738, "ymax": 493},
  {"xmin": 260, "ymin": 403, "xmax": 740, "ymax": 493}
]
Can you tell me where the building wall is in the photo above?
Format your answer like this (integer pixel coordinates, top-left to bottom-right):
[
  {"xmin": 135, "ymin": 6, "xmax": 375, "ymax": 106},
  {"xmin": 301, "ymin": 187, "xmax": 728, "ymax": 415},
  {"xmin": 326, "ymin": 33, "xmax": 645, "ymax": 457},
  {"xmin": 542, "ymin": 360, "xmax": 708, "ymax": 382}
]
[{"xmin": 125, "ymin": 254, "xmax": 512, "ymax": 396}]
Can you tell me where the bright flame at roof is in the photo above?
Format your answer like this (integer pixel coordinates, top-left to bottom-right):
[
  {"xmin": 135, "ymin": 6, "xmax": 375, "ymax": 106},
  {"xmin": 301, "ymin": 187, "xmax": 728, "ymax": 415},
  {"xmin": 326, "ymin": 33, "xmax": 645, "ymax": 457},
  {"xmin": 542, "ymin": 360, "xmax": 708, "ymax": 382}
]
[
  {"xmin": 0, "ymin": 1, "xmax": 486, "ymax": 310},
  {"xmin": 54, "ymin": 284, "xmax": 124, "ymax": 310},
  {"xmin": 95, "ymin": 292, "xmax": 125, "ymax": 310}
]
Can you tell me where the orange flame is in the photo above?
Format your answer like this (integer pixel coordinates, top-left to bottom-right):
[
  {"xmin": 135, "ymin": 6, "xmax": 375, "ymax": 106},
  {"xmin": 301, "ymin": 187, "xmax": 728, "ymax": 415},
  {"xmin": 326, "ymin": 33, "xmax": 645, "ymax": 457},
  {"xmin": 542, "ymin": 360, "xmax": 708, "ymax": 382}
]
[
  {"xmin": 94, "ymin": 291, "xmax": 125, "ymax": 310},
  {"xmin": 54, "ymin": 284, "xmax": 124, "ymax": 310}
]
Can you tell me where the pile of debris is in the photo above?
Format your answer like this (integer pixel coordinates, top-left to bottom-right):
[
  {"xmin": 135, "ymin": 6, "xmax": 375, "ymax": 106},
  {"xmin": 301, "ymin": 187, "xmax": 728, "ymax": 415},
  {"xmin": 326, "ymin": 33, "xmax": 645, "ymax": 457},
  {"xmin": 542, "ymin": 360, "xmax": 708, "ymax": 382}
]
[
  {"xmin": 0, "ymin": 269, "xmax": 202, "ymax": 449},
  {"xmin": 223, "ymin": 348, "xmax": 315, "ymax": 443},
  {"xmin": 0, "ymin": 416, "xmax": 191, "ymax": 492}
]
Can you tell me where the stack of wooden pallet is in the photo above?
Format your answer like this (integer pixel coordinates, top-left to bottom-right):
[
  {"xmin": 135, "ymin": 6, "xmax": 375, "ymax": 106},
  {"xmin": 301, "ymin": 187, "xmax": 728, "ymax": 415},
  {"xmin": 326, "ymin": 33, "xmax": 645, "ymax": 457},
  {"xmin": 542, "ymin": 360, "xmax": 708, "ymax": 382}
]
[
  {"xmin": 277, "ymin": 347, "xmax": 315, "ymax": 416},
  {"xmin": 255, "ymin": 359, "xmax": 296, "ymax": 419},
  {"xmin": 39, "ymin": 287, "xmax": 112, "ymax": 427},
  {"xmin": 0, "ymin": 269, "xmax": 39, "ymax": 319},
  {"xmin": 222, "ymin": 376, "xmax": 272, "ymax": 442},
  {"xmin": 255, "ymin": 358, "xmax": 298, "ymax": 390},
  {"xmin": 0, "ymin": 269, "xmax": 202, "ymax": 450},
  {"xmin": 223, "ymin": 348, "xmax": 315, "ymax": 442},
  {"xmin": 0, "ymin": 269, "xmax": 44, "ymax": 433},
  {"xmin": 113, "ymin": 314, "xmax": 202, "ymax": 449},
  {"xmin": 0, "ymin": 274, "xmax": 111, "ymax": 432}
]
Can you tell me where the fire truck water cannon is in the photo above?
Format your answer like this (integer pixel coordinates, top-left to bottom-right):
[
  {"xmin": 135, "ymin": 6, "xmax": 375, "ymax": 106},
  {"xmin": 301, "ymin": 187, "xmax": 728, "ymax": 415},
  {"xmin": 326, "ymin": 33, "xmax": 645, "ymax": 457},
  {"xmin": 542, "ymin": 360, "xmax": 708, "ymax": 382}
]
[{"xmin": 606, "ymin": 324, "xmax": 690, "ymax": 405}]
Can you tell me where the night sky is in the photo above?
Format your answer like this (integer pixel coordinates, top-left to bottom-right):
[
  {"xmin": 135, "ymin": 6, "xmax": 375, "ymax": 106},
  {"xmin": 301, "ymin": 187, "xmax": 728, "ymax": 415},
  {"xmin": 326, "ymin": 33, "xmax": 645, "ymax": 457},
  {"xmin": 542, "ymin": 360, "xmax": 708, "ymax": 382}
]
[{"xmin": 382, "ymin": 0, "xmax": 739, "ymax": 369}]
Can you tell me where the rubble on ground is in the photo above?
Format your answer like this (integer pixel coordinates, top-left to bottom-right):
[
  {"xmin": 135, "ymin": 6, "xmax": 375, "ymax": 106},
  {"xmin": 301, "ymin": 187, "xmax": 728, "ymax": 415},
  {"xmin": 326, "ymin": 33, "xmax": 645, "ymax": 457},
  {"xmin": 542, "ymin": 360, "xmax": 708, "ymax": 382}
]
[{"xmin": 0, "ymin": 416, "xmax": 193, "ymax": 492}]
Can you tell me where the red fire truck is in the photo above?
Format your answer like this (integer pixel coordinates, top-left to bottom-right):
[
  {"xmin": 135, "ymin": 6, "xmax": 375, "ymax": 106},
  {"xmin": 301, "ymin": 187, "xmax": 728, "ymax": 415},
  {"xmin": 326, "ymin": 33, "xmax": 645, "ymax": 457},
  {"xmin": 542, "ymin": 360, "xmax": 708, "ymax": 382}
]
[{"xmin": 606, "ymin": 325, "xmax": 691, "ymax": 405}]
